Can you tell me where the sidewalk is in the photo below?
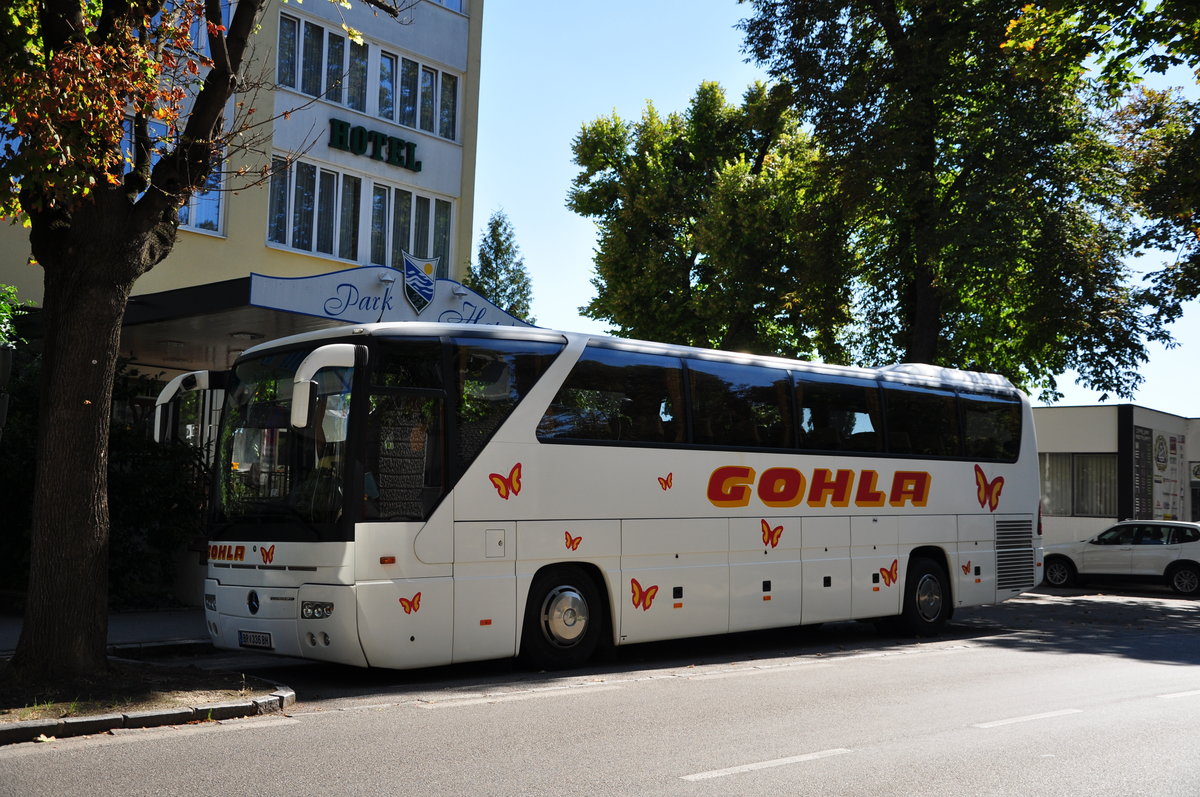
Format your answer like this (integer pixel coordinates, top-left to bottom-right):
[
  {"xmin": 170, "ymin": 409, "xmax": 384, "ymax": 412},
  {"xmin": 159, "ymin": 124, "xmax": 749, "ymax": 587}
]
[
  {"xmin": 0, "ymin": 608, "xmax": 295, "ymax": 746},
  {"xmin": 0, "ymin": 608, "xmax": 209, "ymax": 657}
]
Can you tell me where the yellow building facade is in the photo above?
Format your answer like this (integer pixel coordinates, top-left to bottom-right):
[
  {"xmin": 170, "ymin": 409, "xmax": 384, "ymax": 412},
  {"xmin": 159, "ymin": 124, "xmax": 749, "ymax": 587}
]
[{"xmin": 1, "ymin": 0, "xmax": 484, "ymax": 376}]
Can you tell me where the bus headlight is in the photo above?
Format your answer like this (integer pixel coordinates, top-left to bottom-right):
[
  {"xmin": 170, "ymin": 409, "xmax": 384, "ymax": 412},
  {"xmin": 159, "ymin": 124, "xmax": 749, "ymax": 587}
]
[
  {"xmin": 204, "ymin": 593, "xmax": 217, "ymax": 612},
  {"xmin": 301, "ymin": 601, "xmax": 335, "ymax": 619}
]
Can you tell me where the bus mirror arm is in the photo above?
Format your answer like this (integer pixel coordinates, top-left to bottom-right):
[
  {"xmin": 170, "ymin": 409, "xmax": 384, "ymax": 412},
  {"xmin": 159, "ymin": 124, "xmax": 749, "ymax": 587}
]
[
  {"xmin": 289, "ymin": 344, "xmax": 357, "ymax": 430},
  {"xmin": 153, "ymin": 369, "xmax": 221, "ymax": 443},
  {"xmin": 291, "ymin": 380, "xmax": 319, "ymax": 429}
]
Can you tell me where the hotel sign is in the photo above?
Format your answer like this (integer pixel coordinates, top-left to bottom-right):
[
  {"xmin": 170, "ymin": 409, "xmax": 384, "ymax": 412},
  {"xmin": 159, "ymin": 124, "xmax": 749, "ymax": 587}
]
[
  {"xmin": 249, "ymin": 264, "xmax": 532, "ymax": 328},
  {"xmin": 328, "ymin": 118, "xmax": 421, "ymax": 172}
]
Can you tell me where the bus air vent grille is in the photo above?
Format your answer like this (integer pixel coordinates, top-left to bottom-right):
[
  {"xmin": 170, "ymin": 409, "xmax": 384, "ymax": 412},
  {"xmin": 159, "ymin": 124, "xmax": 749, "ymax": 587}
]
[{"xmin": 995, "ymin": 519, "xmax": 1035, "ymax": 590}]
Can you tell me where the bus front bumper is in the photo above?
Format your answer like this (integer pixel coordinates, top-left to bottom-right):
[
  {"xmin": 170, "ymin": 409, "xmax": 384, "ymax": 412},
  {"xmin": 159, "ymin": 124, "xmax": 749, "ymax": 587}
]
[{"xmin": 203, "ymin": 578, "xmax": 368, "ymax": 667}]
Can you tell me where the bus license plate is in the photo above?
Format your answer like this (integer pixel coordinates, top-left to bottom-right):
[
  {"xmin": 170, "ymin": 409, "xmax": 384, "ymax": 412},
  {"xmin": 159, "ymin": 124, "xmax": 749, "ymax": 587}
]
[{"xmin": 238, "ymin": 630, "xmax": 273, "ymax": 649}]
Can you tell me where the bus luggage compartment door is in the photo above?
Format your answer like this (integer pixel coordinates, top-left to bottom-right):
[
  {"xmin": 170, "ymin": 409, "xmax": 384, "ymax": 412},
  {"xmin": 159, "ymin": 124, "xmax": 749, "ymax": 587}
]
[{"xmin": 619, "ymin": 518, "xmax": 729, "ymax": 644}]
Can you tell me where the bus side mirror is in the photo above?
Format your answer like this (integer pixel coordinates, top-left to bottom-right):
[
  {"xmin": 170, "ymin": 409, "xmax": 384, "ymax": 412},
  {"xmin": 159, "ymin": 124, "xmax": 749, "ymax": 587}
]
[
  {"xmin": 154, "ymin": 369, "xmax": 227, "ymax": 443},
  {"xmin": 290, "ymin": 344, "xmax": 357, "ymax": 429}
]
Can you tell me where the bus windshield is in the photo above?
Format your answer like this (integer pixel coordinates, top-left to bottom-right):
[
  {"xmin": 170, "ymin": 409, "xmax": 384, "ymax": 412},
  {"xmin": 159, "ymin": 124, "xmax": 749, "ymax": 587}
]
[{"xmin": 213, "ymin": 348, "xmax": 353, "ymax": 542}]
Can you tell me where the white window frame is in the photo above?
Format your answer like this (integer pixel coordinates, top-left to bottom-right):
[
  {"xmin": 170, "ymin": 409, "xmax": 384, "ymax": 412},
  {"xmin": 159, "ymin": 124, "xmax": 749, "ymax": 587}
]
[
  {"xmin": 267, "ymin": 157, "xmax": 452, "ymax": 272},
  {"xmin": 382, "ymin": 52, "xmax": 459, "ymax": 141}
]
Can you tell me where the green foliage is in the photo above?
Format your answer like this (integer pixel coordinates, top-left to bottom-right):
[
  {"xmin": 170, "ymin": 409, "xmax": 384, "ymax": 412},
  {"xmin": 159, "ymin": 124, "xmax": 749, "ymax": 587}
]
[
  {"xmin": 1004, "ymin": 1, "xmax": 1200, "ymax": 321},
  {"xmin": 569, "ymin": 81, "xmax": 852, "ymax": 361},
  {"xmin": 464, "ymin": 210, "xmax": 536, "ymax": 323},
  {"xmin": 739, "ymin": 0, "xmax": 1168, "ymax": 399},
  {"xmin": 0, "ymin": 283, "xmax": 31, "ymax": 345}
]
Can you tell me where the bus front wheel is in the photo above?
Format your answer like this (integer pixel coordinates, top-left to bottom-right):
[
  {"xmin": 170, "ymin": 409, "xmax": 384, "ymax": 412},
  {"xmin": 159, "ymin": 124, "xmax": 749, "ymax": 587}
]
[
  {"xmin": 900, "ymin": 557, "xmax": 949, "ymax": 635},
  {"xmin": 520, "ymin": 566, "xmax": 605, "ymax": 669}
]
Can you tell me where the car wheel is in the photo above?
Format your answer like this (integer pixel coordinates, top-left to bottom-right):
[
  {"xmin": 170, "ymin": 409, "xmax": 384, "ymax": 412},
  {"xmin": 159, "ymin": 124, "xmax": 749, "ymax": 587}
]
[
  {"xmin": 1044, "ymin": 557, "xmax": 1077, "ymax": 588},
  {"xmin": 1167, "ymin": 562, "xmax": 1200, "ymax": 596},
  {"xmin": 900, "ymin": 557, "xmax": 949, "ymax": 635},
  {"xmin": 520, "ymin": 566, "xmax": 606, "ymax": 669}
]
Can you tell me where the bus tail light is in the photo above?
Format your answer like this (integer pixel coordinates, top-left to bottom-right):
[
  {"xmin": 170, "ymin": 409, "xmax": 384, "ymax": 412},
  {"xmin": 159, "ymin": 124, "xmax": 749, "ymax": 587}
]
[{"xmin": 1037, "ymin": 503, "xmax": 1044, "ymax": 536}]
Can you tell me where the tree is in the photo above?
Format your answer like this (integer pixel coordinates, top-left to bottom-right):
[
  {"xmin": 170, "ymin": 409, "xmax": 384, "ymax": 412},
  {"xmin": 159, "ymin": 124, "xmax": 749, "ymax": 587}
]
[
  {"xmin": 464, "ymin": 210, "xmax": 536, "ymax": 323},
  {"xmin": 0, "ymin": 0, "xmax": 409, "ymax": 681},
  {"xmin": 1003, "ymin": 1, "xmax": 1200, "ymax": 323},
  {"xmin": 569, "ymin": 81, "xmax": 852, "ymax": 361},
  {"xmin": 740, "ymin": 0, "xmax": 1168, "ymax": 398}
]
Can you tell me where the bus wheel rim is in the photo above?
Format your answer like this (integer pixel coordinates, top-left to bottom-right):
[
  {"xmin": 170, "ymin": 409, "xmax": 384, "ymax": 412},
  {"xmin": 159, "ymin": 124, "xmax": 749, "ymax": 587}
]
[
  {"xmin": 915, "ymin": 573, "xmax": 943, "ymax": 622},
  {"xmin": 541, "ymin": 585, "xmax": 588, "ymax": 647}
]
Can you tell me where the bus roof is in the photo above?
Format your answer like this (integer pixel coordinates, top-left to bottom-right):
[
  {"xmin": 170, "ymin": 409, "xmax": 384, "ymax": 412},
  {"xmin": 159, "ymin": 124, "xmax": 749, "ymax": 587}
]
[{"xmin": 239, "ymin": 322, "xmax": 1020, "ymax": 396}]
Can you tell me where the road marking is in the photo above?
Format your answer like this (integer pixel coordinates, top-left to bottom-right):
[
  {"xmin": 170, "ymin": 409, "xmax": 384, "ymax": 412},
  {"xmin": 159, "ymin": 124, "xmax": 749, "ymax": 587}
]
[
  {"xmin": 1158, "ymin": 689, "xmax": 1200, "ymax": 699},
  {"xmin": 415, "ymin": 684, "xmax": 621, "ymax": 708},
  {"xmin": 973, "ymin": 709, "xmax": 1082, "ymax": 728},
  {"xmin": 680, "ymin": 748, "xmax": 852, "ymax": 781}
]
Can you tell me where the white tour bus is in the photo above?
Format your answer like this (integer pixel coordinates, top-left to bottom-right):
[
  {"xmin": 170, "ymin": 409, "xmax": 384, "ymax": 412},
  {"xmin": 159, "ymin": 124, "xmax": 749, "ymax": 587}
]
[{"xmin": 158, "ymin": 323, "xmax": 1042, "ymax": 669}]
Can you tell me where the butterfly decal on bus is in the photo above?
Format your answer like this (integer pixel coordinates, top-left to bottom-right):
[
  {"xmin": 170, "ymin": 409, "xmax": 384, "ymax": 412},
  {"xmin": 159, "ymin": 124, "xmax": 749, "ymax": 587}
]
[
  {"xmin": 630, "ymin": 578, "xmax": 659, "ymax": 611},
  {"xmin": 761, "ymin": 520, "xmax": 783, "ymax": 549},
  {"xmin": 564, "ymin": 531, "xmax": 582, "ymax": 551},
  {"xmin": 399, "ymin": 592, "xmax": 422, "ymax": 614},
  {"xmin": 489, "ymin": 463, "xmax": 522, "ymax": 500},
  {"xmin": 879, "ymin": 559, "xmax": 899, "ymax": 587},
  {"xmin": 962, "ymin": 561, "xmax": 972, "ymax": 576},
  {"xmin": 658, "ymin": 472, "xmax": 673, "ymax": 491},
  {"xmin": 974, "ymin": 465, "xmax": 1004, "ymax": 512}
]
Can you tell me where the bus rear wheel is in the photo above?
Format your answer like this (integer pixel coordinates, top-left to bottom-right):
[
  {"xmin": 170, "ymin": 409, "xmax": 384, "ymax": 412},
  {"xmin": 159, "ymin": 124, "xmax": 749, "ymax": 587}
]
[
  {"xmin": 520, "ymin": 566, "xmax": 605, "ymax": 669},
  {"xmin": 900, "ymin": 557, "xmax": 949, "ymax": 635}
]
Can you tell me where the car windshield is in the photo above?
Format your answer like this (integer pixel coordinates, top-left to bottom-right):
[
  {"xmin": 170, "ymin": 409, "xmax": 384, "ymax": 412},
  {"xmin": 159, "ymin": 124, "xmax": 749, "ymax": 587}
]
[{"xmin": 213, "ymin": 348, "xmax": 353, "ymax": 542}]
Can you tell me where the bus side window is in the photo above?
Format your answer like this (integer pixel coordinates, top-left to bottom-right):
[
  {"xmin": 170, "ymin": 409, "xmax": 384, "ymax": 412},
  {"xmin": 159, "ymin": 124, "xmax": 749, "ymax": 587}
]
[
  {"xmin": 795, "ymin": 374, "xmax": 882, "ymax": 453},
  {"xmin": 455, "ymin": 338, "xmax": 563, "ymax": 465},
  {"xmin": 881, "ymin": 383, "xmax": 960, "ymax": 457},
  {"xmin": 536, "ymin": 347, "xmax": 685, "ymax": 445},
  {"xmin": 688, "ymin": 359, "xmax": 792, "ymax": 449},
  {"xmin": 960, "ymin": 392, "xmax": 1022, "ymax": 461}
]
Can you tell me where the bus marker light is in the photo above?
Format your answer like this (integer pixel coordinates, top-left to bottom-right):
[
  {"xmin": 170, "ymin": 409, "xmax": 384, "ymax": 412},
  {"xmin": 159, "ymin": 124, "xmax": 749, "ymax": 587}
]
[
  {"xmin": 480, "ymin": 619, "xmax": 492, "ymax": 626},
  {"xmin": 762, "ymin": 595, "xmax": 772, "ymax": 601},
  {"xmin": 673, "ymin": 603, "xmax": 683, "ymax": 609},
  {"xmin": 380, "ymin": 556, "xmax": 396, "ymax": 564}
]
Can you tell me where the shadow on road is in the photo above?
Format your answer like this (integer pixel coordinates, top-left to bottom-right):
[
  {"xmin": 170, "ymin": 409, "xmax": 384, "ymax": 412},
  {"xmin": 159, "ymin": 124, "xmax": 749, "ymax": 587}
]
[
  {"xmin": 949, "ymin": 586, "xmax": 1200, "ymax": 667},
  {"xmin": 240, "ymin": 586, "xmax": 1199, "ymax": 709}
]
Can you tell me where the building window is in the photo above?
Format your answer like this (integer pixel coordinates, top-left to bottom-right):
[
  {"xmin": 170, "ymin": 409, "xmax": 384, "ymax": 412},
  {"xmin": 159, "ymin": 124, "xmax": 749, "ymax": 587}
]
[
  {"xmin": 379, "ymin": 53, "xmax": 396, "ymax": 120},
  {"xmin": 277, "ymin": 15, "xmax": 298, "ymax": 87},
  {"xmin": 1040, "ymin": 452, "xmax": 1118, "ymax": 517},
  {"xmin": 122, "ymin": 118, "xmax": 223, "ymax": 233},
  {"xmin": 384, "ymin": 53, "xmax": 458, "ymax": 141},
  {"xmin": 439, "ymin": 73, "xmax": 458, "ymax": 140},
  {"xmin": 279, "ymin": 14, "xmax": 368, "ymax": 110},
  {"xmin": 178, "ymin": 169, "xmax": 222, "ymax": 232},
  {"xmin": 267, "ymin": 158, "xmax": 450, "ymax": 270}
]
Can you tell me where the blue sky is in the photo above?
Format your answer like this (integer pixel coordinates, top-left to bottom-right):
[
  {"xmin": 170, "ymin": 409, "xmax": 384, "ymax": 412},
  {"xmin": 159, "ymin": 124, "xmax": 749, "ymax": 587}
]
[{"xmin": 471, "ymin": 0, "xmax": 1198, "ymax": 416}]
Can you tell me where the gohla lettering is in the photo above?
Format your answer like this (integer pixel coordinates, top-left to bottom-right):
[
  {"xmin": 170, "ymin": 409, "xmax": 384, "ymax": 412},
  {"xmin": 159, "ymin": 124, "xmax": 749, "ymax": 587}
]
[
  {"xmin": 209, "ymin": 544, "xmax": 246, "ymax": 562},
  {"xmin": 707, "ymin": 466, "xmax": 932, "ymax": 509}
]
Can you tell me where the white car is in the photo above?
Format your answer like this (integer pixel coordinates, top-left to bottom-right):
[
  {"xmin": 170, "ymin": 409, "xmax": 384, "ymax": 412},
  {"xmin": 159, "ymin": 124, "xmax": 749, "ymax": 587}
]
[{"xmin": 1043, "ymin": 520, "xmax": 1200, "ymax": 596}]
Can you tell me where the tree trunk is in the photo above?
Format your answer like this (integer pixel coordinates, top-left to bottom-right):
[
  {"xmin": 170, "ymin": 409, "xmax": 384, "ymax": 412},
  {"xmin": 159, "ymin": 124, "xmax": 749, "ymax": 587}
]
[
  {"xmin": 11, "ymin": 192, "xmax": 168, "ymax": 679},
  {"xmin": 13, "ymin": 270, "xmax": 132, "ymax": 676}
]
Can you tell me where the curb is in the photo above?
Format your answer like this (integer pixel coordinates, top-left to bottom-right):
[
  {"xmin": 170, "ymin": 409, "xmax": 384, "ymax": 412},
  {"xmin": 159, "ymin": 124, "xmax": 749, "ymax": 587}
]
[
  {"xmin": 1, "ymin": 639, "xmax": 214, "ymax": 660},
  {"xmin": 0, "ymin": 687, "xmax": 296, "ymax": 747}
]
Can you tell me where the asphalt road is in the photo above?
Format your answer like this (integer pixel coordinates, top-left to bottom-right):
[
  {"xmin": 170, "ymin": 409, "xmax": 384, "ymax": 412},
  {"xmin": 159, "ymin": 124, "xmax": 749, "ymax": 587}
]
[{"xmin": 2, "ymin": 586, "xmax": 1198, "ymax": 797}]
